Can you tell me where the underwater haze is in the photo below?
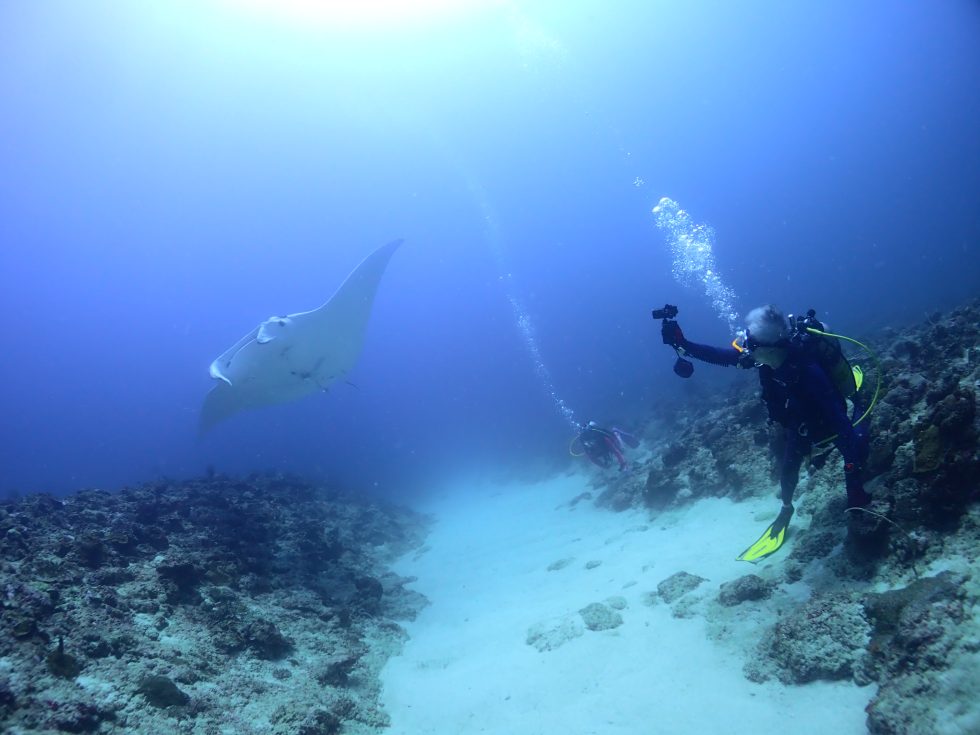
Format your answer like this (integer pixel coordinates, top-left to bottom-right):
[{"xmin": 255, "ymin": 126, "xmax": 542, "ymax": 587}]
[{"xmin": 1, "ymin": 0, "xmax": 978, "ymax": 499}]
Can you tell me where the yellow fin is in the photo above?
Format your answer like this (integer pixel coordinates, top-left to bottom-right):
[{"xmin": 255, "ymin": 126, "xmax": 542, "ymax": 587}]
[
  {"xmin": 737, "ymin": 522, "xmax": 787, "ymax": 563},
  {"xmin": 852, "ymin": 364, "xmax": 864, "ymax": 392}
]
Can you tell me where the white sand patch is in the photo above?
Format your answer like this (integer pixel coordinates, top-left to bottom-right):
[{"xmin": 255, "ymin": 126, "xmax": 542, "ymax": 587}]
[{"xmin": 382, "ymin": 474, "xmax": 872, "ymax": 735}]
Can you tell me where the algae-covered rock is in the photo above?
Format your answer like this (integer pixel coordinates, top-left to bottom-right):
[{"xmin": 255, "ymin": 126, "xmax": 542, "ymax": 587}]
[
  {"xmin": 913, "ymin": 424, "xmax": 942, "ymax": 473},
  {"xmin": 547, "ymin": 557, "xmax": 574, "ymax": 572},
  {"xmin": 245, "ymin": 619, "xmax": 293, "ymax": 660},
  {"xmin": 863, "ymin": 572, "xmax": 963, "ymax": 652},
  {"xmin": 717, "ymin": 574, "xmax": 774, "ymax": 607},
  {"xmin": 755, "ymin": 593, "xmax": 870, "ymax": 684},
  {"xmin": 138, "ymin": 675, "xmax": 189, "ymax": 708},
  {"xmin": 656, "ymin": 571, "xmax": 707, "ymax": 603},
  {"xmin": 605, "ymin": 595, "xmax": 628, "ymax": 610},
  {"xmin": 579, "ymin": 602, "xmax": 623, "ymax": 631},
  {"xmin": 156, "ymin": 560, "xmax": 205, "ymax": 605},
  {"xmin": 46, "ymin": 638, "xmax": 83, "ymax": 679},
  {"xmin": 526, "ymin": 614, "xmax": 585, "ymax": 651},
  {"xmin": 861, "ymin": 571, "xmax": 974, "ymax": 733},
  {"xmin": 298, "ymin": 709, "xmax": 342, "ymax": 735}
]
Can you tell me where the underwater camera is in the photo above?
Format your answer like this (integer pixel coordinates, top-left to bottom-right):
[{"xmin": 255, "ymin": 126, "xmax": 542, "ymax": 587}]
[
  {"xmin": 651, "ymin": 304, "xmax": 679, "ymax": 320},
  {"xmin": 650, "ymin": 303, "xmax": 693, "ymax": 378}
]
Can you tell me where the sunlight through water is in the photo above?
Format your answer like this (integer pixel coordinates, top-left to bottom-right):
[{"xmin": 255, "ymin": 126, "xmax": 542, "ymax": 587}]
[{"xmin": 218, "ymin": 0, "xmax": 500, "ymax": 30}]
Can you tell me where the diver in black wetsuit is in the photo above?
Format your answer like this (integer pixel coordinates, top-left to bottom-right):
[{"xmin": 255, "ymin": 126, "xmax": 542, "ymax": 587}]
[{"xmin": 661, "ymin": 305, "xmax": 871, "ymax": 535}]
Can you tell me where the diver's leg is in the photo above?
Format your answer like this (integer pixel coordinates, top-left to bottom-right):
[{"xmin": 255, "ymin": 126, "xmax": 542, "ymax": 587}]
[
  {"xmin": 606, "ymin": 437, "xmax": 627, "ymax": 470},
  {"xmin": 850, "ymin": 393, "xmax": 872, "ymax": 463},
  {"xmin": 853, "ymin": 422, "xmax": 870, "ymax": 466},
  {"xmin": 765, "ymin": 432, "xmax": 805, "ymax": 537},
  {"xmin": 779, "ymin": 432, "xmax": 807, "ymax": 506},
  {"xmin": 835, "ymin": 434, "xmax": 871, "ymax": 507}
]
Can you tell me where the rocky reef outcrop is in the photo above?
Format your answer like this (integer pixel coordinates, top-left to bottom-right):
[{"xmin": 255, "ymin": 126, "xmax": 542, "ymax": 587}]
[{"xmin": 0, "ymin": 474, "xmax": 429, "ymax": 735}]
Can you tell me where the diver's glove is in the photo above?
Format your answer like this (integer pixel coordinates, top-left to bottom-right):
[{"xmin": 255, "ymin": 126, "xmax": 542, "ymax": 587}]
[{"xmin": 661, "ymin": 320, "xmax": 685, "ymax": 348}]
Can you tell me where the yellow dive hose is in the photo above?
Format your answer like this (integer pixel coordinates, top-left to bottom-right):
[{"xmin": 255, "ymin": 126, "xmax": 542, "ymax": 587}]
[{"xmin": 805, "ymin": 327, "xmax": 882, "ymax": 427}]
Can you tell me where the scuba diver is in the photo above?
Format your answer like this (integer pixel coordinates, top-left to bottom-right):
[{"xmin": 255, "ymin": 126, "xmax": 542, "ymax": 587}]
[
  {"xmin": 660, "ymin": 304, "xmax": 873, "ymax": 561},
  {"xmin": 575, "ymin": 421, "xmax": 640, "ymax": 471}
]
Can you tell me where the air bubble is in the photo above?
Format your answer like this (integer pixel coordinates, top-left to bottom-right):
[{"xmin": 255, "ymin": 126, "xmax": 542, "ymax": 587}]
[{"xmin": 653, "ymin": 197, "xmax": 739, "ymax": 333}]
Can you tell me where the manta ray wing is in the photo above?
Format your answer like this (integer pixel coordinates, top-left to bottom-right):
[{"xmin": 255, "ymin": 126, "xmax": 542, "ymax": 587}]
[{"xmin": 200, "ymin": 239, "xmax": 402, "ymax": 432}]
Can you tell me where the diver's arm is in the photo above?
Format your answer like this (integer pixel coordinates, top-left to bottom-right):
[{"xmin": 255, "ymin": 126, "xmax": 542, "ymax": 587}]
[
  {"xmin": 679, "ymin": 340, "xmax": 743, "ymax": 368},
  {"xmin": 661, "ymin": 320, "xmax": 742, "ymax": 367}
]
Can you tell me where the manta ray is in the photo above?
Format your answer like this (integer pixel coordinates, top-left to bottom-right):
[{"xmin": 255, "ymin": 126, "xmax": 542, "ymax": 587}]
[{"xmin": 200, "ymin": 239, "xmax": 402, "ymax": 432}]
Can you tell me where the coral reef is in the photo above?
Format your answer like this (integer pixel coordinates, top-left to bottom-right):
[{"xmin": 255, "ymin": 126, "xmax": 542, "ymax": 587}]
[
  {"xmin": 655, "ymin": 571, "xmax": 707, "ymax": 603},
  {"xmin": 0, "ymin": 474, "xmax": 428, "ymax": 735},
  {"xmin": 716, "ymin": 574, "xmax": 773, "ymax": 607},
  {"xmin": 862, "ymin": 570, "xmax": 978, "ymax": 734},
  {"xmin": 745, "ymin": 593, "xmax": 871, "ymax": 684},
  {"xmin": 653, "ymin": 571, "xmax": 708, "ymax": 618}
]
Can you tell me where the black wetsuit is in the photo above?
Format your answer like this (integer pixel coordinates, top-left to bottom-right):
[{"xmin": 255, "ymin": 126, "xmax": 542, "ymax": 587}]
[{"xmin": 678, "ymin": 338, "xmax": 870, "ymax": 507}]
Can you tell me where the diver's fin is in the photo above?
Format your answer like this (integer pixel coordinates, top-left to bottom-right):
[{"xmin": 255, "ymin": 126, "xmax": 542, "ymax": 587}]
[
  {"xmin": 737, "ymin": 505, "xmax": 794, "ymax": 563},
  {"xmin": 619, "ymin": 431, "xmax": 640, "ymax": 449},
  {"xmin": 852, "ymin": 364, "xmax": 864, "ymax": 392}
]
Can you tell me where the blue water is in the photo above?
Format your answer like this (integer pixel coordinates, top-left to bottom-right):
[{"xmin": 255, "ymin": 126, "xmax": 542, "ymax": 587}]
[{"xmin": 1, "ymin": 0, "xmax": 978, "ymax": 498}]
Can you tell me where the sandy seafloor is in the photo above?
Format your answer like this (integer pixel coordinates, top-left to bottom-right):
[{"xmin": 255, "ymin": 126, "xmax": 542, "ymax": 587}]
[{"xmin": 380, "ymin": 473, "xmax": 874, "ymax": 735}]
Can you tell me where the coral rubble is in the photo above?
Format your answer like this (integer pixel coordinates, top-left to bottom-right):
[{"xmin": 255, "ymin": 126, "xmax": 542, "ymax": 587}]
[{"xmin": 0, "ymin": 474, "xmax": 428, "ymax": 735}]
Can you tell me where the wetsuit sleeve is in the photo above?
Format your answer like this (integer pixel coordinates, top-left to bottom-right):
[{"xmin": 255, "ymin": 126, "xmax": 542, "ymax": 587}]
[{"xmin": 678, "ymin": 339, "xmax": 742, "ymax": 368}]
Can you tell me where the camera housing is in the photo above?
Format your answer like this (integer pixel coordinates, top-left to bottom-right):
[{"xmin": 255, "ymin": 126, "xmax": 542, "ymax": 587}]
[{"xmin": 651, "ymin": 304, "xmax": 678, "ymax": 320}]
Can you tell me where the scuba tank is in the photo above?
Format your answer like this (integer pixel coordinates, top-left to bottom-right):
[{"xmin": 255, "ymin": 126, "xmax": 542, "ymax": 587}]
[
  {"xmin": 788, "ymin": 309, "xmax": 859, "ymax": 398},
  {"xmin": 787, "ymin": 308, "xmax": 881, "ymax": 434}
]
